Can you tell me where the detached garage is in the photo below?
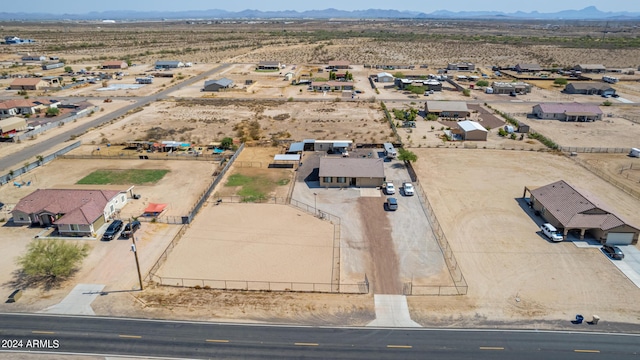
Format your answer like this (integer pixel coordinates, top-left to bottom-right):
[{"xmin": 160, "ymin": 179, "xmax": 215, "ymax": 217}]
[
  {"xmin": 523, "ymin": 180, "xmax": 639, "ymax": 244},
  {"xmin": 456, "ymin": 120, "xmax": 488, "ymax": 141}
]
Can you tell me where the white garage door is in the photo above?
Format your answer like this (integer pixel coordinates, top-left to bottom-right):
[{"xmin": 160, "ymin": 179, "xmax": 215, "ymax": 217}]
[{"xmin": 606, "ymin": 233, "xmax": 634, "ymax": 245}]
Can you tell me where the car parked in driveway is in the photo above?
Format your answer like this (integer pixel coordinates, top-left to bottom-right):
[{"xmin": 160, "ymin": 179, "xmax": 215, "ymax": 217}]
[
  {"xmin": 385, "ymin": 197, "xmax": 398, "ymax": 211},
  {"xmin": 121, "ymin": 220, "xmax": 141, "ymax": 239},
  {"xmin": 102, "ymin": 220, "xmax": 123, "ymax": 241},
  {"xmin": 540, "ymin": 223, "xmax": 563, "ymax": 242},
  {"xmin": 602, "ymin": 244, "xmax": 624, "ymax": 260},
  {"xmin": 384, "ymin": 182, "xmax": 396, "ymax": 195},
  {"xmin": 403, "ymin": 182, "xmax": 415, "ymax": 196}
]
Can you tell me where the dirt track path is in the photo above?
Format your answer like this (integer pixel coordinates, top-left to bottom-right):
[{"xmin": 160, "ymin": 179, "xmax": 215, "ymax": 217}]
[{"xmin": 358, "ymin": 197, "xmax": 402, "ymax": 294}]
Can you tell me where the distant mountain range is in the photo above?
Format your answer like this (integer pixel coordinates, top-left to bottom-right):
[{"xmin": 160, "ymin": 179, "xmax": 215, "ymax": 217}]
[{"xmin": 1, "ymin": 6, "xmax": 639, "ymax": 21}]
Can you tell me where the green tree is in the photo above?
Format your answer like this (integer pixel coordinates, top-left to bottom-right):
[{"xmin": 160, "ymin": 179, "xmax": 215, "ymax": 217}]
[
  {"xmin": 393, "ymin": 72, "xmax": 405, "ymax": 78},
  {"xmin": 476, "ymin": 80, "xmax": 489, "ymax": 87},
  {"xmin": 46, "ymin": 107, "xmax": 60, "ymax": 116},
  {"xmin": 64, "ymin": 66, "xmax": 73, "ymax": 73},
  {"xmin": 345, "ymin": 70, "xmax": 353, "ymax": 81},
  {"xmin": 554, "ymin": 78, "xmax": 568, "ymax": 85},
  {"xmin": 462, "ymin": 89, "xmax": 471, "ymax": 97},
  {"xmin": 17, "ymin": 240, "xmax": 89, "ymax": 286},
  {"xmin": 220, "ymin": 137, "xmax": 233, "ymax": 149},
  {"xmin": 398, "ymin": 148, "xmax": 418, "ymax": 163},
  {"xmin": 329, "ymin": 71, "xmax": 336, "ymax": 80}
]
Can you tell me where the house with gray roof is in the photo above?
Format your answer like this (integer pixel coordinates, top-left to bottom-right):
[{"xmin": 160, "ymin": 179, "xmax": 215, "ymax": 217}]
[
  {"xmin": 319, "ymin": 158, "xmax": 385, "ymax": 188},
  {"xmin": 155, "ymin": 60, "xmax": 184, "ymax": 69},
  {"xmin": 523, "ymin": 180, "xmax": 639, "ymax": 244},
  {"xmin": 257, "ymin": 61, "xmax": 281, "ymax": 70},
  {"xmin": 514, "ymin": 63, "xmax": 543, "ymax": 72},
  {"xmin": 574, "ymin": 64, "xmax": 606, "ymax": 73},
  {"xmin": 532, "ymin": 102, "xmax": 603, "ymax": 122},
  {"xmin": 12, "ymin": 189, "xmax": 129, "ymax": 237},
  {"xmin": 564, "ymin": 82, "xmax": 616, "ymax": 96},
  {"xmin": 425, "ymin": 101, "xmax": 470, "ymax": 118},
  {"xmin": 202, "ymin": 78, "xmax": 234, "ymax": 92}
]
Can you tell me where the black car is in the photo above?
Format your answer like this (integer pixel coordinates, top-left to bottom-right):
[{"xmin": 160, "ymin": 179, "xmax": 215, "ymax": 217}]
[
  {"xmin": 602, "ymin": 245, "xmax": 624, "ymax": 260},
  {"xmin": 102, "ymin": 220, "xmax": 123, "ymax": 241},
  {"xmin": 121, "ymin": 220, "xmax": 141, "ymax": 239}
]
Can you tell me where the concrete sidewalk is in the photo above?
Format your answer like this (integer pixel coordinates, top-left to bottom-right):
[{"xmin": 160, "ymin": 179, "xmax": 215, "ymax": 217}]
[{"xmin": 367, "ymin": 295, "xmax": 421, "ymax": 327}]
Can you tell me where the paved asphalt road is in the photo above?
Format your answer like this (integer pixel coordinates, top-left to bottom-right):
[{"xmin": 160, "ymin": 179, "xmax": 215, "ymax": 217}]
[
  {"xmin": 0, "ymin": 313, "xmax": 638, "ymax": 359},
  {"xmin": 0, "ymin": 63, "xmax": 231, "ymax": 172}
]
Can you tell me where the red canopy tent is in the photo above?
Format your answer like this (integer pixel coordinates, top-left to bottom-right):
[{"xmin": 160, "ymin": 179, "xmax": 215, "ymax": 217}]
[{"xmin": 143, "ymin": 203, "xmax": 167, "ymax": 217}]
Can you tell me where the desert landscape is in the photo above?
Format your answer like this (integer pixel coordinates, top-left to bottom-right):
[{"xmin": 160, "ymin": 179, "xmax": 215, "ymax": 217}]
[{"xmin": 0, "ymin": 17, "xmax": 639, "ymax": 337}]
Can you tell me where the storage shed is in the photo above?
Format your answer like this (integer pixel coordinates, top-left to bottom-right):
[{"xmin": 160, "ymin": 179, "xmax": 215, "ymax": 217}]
[{"xmin": 456, "ymin": 120, "xmax": 488, "ymax": 141}]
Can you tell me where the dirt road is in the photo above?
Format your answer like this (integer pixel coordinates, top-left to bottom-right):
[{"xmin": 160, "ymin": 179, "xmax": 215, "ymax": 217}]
[{"xmin": 358, "ymin": 197, "xmax": 401, "ymax": 294}]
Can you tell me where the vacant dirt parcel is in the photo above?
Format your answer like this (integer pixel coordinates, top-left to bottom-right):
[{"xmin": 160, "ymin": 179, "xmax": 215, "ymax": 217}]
[
  {"xmin": 408, "ymin": 149, "xmax": 640, "ymax": 325},
  {"xmin": 79, "ymin": 99, "xmax": 392, "ymax": 147},
  {"xmin": 156, "ymin": 204, "xmax": 335, "ymax": 290}
]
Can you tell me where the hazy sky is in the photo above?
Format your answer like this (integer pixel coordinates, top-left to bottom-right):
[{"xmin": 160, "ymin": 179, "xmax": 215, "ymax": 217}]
[{"xmin": 2, "ymin": 1, "xmax": 638, "ymax": 14}]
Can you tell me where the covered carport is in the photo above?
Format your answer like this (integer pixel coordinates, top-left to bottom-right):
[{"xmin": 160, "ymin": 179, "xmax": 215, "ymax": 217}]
[{"xmin": 272, "ymin": 154, "xmax": 300, "ymax": 169}]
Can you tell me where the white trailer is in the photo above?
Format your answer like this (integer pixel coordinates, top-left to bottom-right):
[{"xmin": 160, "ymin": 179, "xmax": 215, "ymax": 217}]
[{"xmin": 630, "ymin": 148, "xmax": 640, "ymax": 158}]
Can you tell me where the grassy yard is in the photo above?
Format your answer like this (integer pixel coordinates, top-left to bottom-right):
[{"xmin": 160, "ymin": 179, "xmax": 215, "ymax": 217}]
[
  {"xmin": 77, "ymin": 169, "xmax": 170, "ymax": 185},
  {"xmin": 224, "ymin": 173, "xmax": 289, "ymax": 202}
]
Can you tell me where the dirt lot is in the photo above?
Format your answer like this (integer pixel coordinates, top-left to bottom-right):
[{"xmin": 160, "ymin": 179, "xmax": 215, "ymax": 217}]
[
  {"xmin": 489, "ymin": 102, "xmax": 640, "ymax": 149},
  {"xmin": 79, "ymin": 99, "xmax": 393, "ymax": 147},
  {"xmin": 157, "ymin": 203, "xmax": 335, "ymax": 289},
  {"xmin": 408, "ymin": 148, "xmax": 640, "ymax": 326},
  {"xmin": 0, "ymin": 158, "xmax": 217, "ymax": 218},
  {"xmin": 576, "ymin": 153, "xmax": 640, "ymax": 194}
]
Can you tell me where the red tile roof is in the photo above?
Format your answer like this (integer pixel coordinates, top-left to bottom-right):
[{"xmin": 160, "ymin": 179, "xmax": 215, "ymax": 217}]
[
  {"xmin": 14, "ymin": 189, "xmax": 123, "ymax": 225},
  {"xmin": 0, "ymin": 99, "xmax": 35, "ymax": 110}
]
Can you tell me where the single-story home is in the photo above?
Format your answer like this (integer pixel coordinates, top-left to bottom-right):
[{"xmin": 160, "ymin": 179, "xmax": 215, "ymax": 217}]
[
  {"xmin": 447, "ymin": 62, "xmax": 475, "ymax": 71},
  {"xmin": 329, "ymin": 60, "xmax": 350, "ymax": 70},
  {"xmin": 155, "ymin": 60, "xmax": 184, "ymax": 69},
  {"xmin": 425, "ymin": 101, "xmax": 470, "ymax": 118},
  {"xmin": 377, "ymin": 72, "xmax": 394, "ymax": 83},
  {"xmin": 102, "ymin": 60, "xmax": 128, "ymax": 69},
  {"xmin": 21, "ymin": 55, "xmax": 47, "ymax": 62},
  {"xmin": 202, "ymin": 78, "xmax": 234, "ymax": 92},
  {"xmin": 532, "ymin": 103, "xmax": 603, "ymax": 122},
  {"xmin": 424, "ymin": 80, "xmax": 442, "ymax": 92},
  {"xmin": 41, "ymin": 62, "xmax": 64, "ymax": 71},
  {"xmin": 454, "ymin": 120, "xmax": 488, "ymax": 141},
  {"xmin": 0, "ymin": 116, "xmax": 27, "ymax": 137},
  {"xmin": 9, "ymin": 78, "xmax": 48, "ymax": 91},
  {"xmin": 524, "ymin": 180, "xmax": 639, "ymax": 244},
  {"xmin": 0, "ymin": 99, "xmax": 39, "ymax": 117},
  {"xmin": 319, "ymin": 157, "xmax": 385, "ymax": 188},
  {"xmin": 491, "ymin": 81, "xmax": 532, "ymax": 95},
  {"xmin": 12, "ymin": 189, "xmax": 129, "ymax": 237},
  {"xmin": 574, "ymin": 64, "xmax": 606, "ymax": 73},
  {"xmin": 564, "ymin": 82, "xmax": 616, "ymax": 96},
  {"xmin": 311, "ymin": 81, "xmax": 354, "ymax": 91},
  {"xmin": 514, "ymin": 63, "xmax": 543, "ymax": 72},
  {"xmin": 257, "ymin": 61, "xmax": 281, "ymax": 70}
]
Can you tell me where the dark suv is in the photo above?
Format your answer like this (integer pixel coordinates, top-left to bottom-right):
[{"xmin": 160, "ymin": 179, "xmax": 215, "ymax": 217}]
[
  {"xmin": 122, "ymin": 221, "xmax": 141, "ymax": 239},
  {"xmin": 102, "ymin": 220, "xmax": 123, "ymax": 241},
  {"xmin": 602, "ymin": 245, "xmax": 624, "ymax": 260}
]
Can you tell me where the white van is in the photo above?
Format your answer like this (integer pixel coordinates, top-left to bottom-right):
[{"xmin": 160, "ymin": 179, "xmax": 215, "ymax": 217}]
[
  {"xmin": 383, "ymin": 142, "xmax": 397, "ymax": 159},
  {"xmin": 541, "ymin": 223, "xmax": 563, "ymax": 242}
]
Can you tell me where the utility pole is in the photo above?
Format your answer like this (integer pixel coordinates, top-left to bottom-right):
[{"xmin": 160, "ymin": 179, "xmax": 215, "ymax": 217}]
[{"xmin": 131, "ymin": 235, "xmax": 143, "ymax": 291}]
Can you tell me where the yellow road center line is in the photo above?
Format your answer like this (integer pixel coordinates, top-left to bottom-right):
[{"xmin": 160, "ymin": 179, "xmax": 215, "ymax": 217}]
[
  {"xmin": 32, "ymin": 331, "xmax": 55, "ymax": 335},
  {"xmin": 294, "ymin": 342, "xmax": 319, "ymax": 346},
  {"xmin": 575, "ymin": 349, "xmax": 600, "ymax": 353},
  {"xmin": 119, "ymin": 334, "xmax": 142, "ymax": 339},
  {"xmin": 480, "ymin": 347, "xmax": 505, "ymax": 350},
  {"xmin": 206, "ymin": 339, "xmax": 230, "ymax": 343},
  {"xmin": 387, "ymin": 345, "xmax": 413, "ymax": 349}
]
